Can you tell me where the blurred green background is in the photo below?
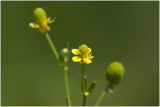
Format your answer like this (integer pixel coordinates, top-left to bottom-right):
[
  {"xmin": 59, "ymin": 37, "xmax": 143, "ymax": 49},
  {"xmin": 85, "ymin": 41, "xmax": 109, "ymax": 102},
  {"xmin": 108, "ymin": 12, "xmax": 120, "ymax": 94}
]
[{"xmin": 2, "ymin": 1, "xmax": 159, "ymax": 106}]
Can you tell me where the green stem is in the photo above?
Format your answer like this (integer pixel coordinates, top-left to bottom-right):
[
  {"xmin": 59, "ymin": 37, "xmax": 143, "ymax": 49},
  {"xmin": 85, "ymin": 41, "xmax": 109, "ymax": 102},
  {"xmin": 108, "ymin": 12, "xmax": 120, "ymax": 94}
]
[
  {"xmin": 45, "ymin": 32, "xmax": 59, "ymax": 60},
  {"xmin": 81, "ymin": 64, "xmax": 85, "ymax": 92},
  {"xmin": 81, "ymin": 64, "xmax": 87, "ymax": 106},
  {"xmin": 95, "ymin": 84, "xmax": 111, "ymax": 106},
  {"xmin": 64, "ymin": 69, "xmax": 72, "ymax": 106},
  {"xmin": 44, "ymin": 32, "xmax": 71, "ymax": 106},
  {"xmin": 95, "ymin": 90, "xmax": 106, "ymax": 106},
  {"xmin": 82, "ymin": 95, "xmax": 86, "ymax": 106},
  {"xmin": 65, "ymin": 96, "xmax": 68, "ymax": 106}
]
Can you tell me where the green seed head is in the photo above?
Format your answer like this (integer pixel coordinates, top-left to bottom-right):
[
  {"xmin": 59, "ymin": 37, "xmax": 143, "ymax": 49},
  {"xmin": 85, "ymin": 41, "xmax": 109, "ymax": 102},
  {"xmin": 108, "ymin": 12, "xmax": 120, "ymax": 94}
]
[
  {"xmin": 106, "ymin": 62, "xmax": 125, "ymax": 85},
  {"xmin": 33, "ymin": 8, "xmax": 47, "ymax": 24},
  {"xmin": 79, "ymin": 44, "xmax": 89, "ymax": 55}
]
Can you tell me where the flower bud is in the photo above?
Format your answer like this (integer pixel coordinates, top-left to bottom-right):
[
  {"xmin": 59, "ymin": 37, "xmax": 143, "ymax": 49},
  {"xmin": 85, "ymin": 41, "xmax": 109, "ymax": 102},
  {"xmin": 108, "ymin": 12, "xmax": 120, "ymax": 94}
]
[
  {"xmin": 61, "ymin": 48, "xmax": 69, "ymax": 55},
  {"xmin": 79, "ymin": 44, "xmax": 89, "ymax": 54},
  {"xmin": 106, "ymin": 62, "xmax": 125, "ymax": 85},
  {"xmin": 33, "ymin": 8, "xmax": 47, "ymax": 24}
]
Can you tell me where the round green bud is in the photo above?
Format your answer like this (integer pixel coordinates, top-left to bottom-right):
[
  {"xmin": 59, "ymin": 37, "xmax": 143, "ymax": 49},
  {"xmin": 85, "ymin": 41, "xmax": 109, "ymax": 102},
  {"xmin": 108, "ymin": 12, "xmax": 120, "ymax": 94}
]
[
  {"xmin": 61, "ymin": 48, "xmax": 69, "ymax": 55},
  {"xmin": 33, "ymin": 8, "xmax": 47, "ymax": 24},
  {"xmin": 79, "ymin": 44, "xmax": 89, "ymax": 55},
  {"xmin": 106, "ymin": 62, "xmax": 125, "ymax": 85}
]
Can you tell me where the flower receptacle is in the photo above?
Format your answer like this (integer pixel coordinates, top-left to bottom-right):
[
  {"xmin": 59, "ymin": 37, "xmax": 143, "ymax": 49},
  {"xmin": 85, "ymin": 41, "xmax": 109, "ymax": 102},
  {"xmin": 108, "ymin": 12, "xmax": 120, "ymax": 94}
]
[
  {"xmin": 34, "ymin": 8, "xmax": 47, "ymax": 25},
  {"xmin": 79, "ymin": 44, "xmax": 89, "ymax": 55}
]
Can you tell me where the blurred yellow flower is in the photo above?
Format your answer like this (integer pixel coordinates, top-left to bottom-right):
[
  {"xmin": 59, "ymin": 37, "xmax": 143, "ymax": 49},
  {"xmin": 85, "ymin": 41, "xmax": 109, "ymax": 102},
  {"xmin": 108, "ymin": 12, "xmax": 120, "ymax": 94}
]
[
  {"xmin": 29, "ymin": 8, "xmax": 55, "ymax": 33},
  {"xmin": 72, "ymin": 44, "xmax": 94, "ymax": 64}
]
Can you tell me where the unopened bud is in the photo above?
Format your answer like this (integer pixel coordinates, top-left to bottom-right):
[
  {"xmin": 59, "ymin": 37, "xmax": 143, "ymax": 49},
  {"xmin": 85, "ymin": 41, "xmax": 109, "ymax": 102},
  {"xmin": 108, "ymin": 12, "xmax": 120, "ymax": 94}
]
[{"xmin": 106, "ymin": 62, "xmax": 125, "ymax": 85}]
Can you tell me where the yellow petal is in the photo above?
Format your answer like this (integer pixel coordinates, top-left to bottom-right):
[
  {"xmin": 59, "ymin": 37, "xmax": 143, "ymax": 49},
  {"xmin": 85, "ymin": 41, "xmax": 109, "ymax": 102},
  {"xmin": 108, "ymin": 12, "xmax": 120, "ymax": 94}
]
[
  {"xmin": 83, "ymin": 57, "xmax": 92, "ymax": 64},
  {"xmin": 39, "ymin": 23, "xmax": 50, "ymax": 33},
  {"xmin": 41, "ymin": 22, "xmax": 50, "ymax": 30},
  {"xmin": 89, "ymin": 56, "xmax": 94, "ymax": 59},
  {"xmin": 47, "ymin": 17, "xmax": 56, "ymax": 24},
  {"xmin": 71, "ymin": 49, "xmax": 80, "ymax": 55},
  {"xmin": 88, "ymin": 48, "xmax": 92, "ymax": 54},
  {"xmin": 29, "ymin": 23, "xmax": 39, "ymax": 28},
  {"xmin": 44, "ymin": 24, "xmax": 50, "ymax": 31},
  {"xmin": 87, "ymin": 53, "xmax": 94, "ymax": 59},
  {"xmin": 72, "ymin": 56, "xmax": 82, "ymax": 62}
]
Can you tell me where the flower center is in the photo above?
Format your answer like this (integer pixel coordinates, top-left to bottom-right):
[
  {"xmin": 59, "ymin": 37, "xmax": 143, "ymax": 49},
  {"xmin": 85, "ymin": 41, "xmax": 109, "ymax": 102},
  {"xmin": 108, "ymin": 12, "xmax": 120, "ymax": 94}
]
[
  {"xmin": 79, "ymin": 44, "xmax": 89, "ymax": 55},
  {"xmin": 34, "ymin": 8, "xmax": 47, "ymax": 25}
]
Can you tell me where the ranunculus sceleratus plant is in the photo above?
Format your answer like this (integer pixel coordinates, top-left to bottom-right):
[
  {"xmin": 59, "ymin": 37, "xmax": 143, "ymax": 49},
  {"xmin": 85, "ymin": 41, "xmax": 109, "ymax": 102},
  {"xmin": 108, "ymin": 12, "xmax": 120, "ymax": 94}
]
[{"xmin": 29, "ymin": 8, "xmax": 125, "ymax": 106}]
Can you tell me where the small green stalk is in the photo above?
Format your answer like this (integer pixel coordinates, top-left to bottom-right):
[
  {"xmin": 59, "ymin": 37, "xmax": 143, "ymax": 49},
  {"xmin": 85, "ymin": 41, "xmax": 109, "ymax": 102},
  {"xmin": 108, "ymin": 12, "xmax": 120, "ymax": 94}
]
[
  {"xmin": 64, "ymin": 69, "xmax": 71, "ymax": 106},
  {"xmin": 95, "ymin": 84, "xmax": 111, "ymax": 106},
  {"xmin": 81, "ymin": 64, "xmax": 87, "ymax": 106},
  {"xmin": 83, "ymin": 95, "xmax": 87, "ymax": 106},
  {"xmin": 81, "ymin": 64, "xmax": 85, "ymax": 92},
  {"xmin": 95, "ymin": 90, "xmax": 106, "ymax": 106},
  {"xmin": 44, "ymin": 32, "xmax": 71, "ymax": 106},
  {"xmin": 45, "ymin": 32, "xmax": 59, "ymax": 60}
]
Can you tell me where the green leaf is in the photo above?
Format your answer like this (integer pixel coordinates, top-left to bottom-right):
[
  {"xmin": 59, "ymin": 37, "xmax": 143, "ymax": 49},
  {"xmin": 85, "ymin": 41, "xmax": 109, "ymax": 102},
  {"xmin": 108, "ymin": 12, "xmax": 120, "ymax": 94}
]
[{"xmin": 87, "ymin": 80, "xmax": 96, "ymax": 94}]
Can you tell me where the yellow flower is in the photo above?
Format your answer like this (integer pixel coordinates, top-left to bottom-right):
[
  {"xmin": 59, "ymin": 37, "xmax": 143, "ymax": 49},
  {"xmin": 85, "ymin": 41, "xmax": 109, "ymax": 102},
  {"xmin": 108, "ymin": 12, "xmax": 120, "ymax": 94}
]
[
  {"xmin": 72, "ymin": 44, "xmax": 94, "ymax": 64},
  {"xmin": 29, "ymin": 8, "xmax": 55, "ymax": 33}
]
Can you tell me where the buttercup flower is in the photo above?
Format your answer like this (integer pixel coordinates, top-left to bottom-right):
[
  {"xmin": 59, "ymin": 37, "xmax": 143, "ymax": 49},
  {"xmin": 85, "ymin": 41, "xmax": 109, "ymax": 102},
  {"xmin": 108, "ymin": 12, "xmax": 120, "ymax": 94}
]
[
  {"xmin": 72, "ymin": 44, "xmax": 94, "ymax": 64},
  {"xmin": 29, "ymin": 8, "xmax": 55, "ymax": 33}
]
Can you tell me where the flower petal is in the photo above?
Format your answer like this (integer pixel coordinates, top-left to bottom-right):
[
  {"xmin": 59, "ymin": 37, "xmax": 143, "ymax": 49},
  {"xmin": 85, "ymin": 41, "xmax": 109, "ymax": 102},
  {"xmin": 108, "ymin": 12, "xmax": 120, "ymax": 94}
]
[
  {"xmin": 71, "ymin": 49, "xmax": 80, "ymax": 55},
  {"xmin": 29, "ymin": 23, "xmax": 39, "ymax": 28},
  {"xmin": 72, "ymin": 56, "xmax": 82, "ymax": 62},
  {"xmin": 89, "ymin": 56, "xmax": 94, "ymax": 59},
  {"xmin": 47, "ymin": 17, "xmax": 56, "ymax": 24},
  {"xmin": 39, "ymin": 23, "xmax": 50, "ymax": 33},
  {"xmin": 83, "ymin": 57, "xmax": 92, "ymax": 64},
  {"xmin": 88, "ymin": 48, "xmax": 92, "ymax": 54}
]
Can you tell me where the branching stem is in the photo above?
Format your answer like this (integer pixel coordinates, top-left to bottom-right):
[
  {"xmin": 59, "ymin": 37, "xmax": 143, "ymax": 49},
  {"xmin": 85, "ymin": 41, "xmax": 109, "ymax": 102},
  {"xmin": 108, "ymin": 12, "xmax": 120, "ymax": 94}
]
[{"xmin": 45, "ymin": 32, "xmax": 71, "ymax": 106}]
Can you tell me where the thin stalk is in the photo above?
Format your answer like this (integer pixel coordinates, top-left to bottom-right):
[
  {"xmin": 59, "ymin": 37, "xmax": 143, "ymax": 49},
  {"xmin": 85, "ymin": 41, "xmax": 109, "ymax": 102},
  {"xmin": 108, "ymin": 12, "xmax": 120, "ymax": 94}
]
[
  {"xmin": 44, "ymin": 32, "xmax": 71, "ymax": 106},
  {"xmin": 81, "ymin": 64, "xmax": 86, "ymax": 106},
  {"xmin": 82, "ymin": 95, "xmax": 86, "ymax": 106},
  {"xmin": 64, "ymin": 69, "xmax": 72, "ymax": 106},
  {"xmin": 45, "ymin": 32, "xmax": 59, "ymax": 60},
  {"xmin": 95, "ymin": 84, "xmax": 111, "ymax": 106},
  {"xmin": 65, "ymin": 96, "xmax": 68, "ymax": 106},
  {"xmin": 95, "ymin": 90, "xmax": 106, "ymax": 106},
  {"xmin": 81, "ymin": 64, "xmax": 85, "ymax": 92}
]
